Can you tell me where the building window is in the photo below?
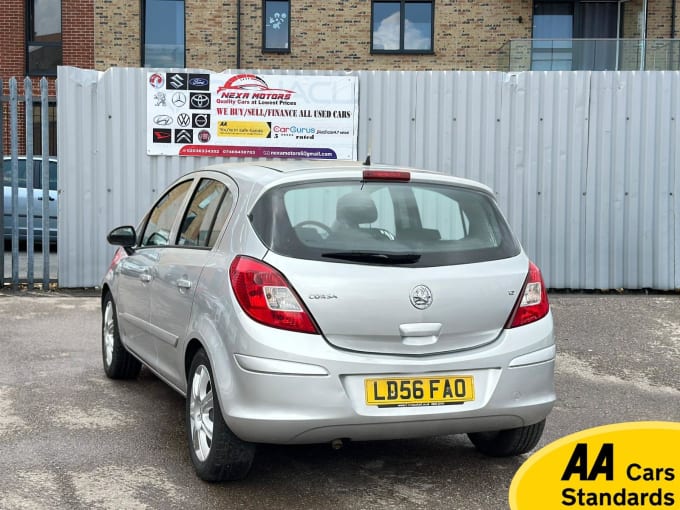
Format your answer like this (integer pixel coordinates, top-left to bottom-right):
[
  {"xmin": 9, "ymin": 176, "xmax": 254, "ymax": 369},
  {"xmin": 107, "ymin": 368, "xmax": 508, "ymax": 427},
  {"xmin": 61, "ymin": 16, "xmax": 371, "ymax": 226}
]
[
  {"xmin": 263, "ymin": 1, "xmax": 290, "ymax": 52},
  {"xmin": 143, "ymin": 0, "xmax": 185, "ymax": 68},
  {"xmin": 26, "ymin": 0, "xmax": 62, "ymax": 76},
  {"xmin": 371, "ymin": 0, "xmax": 433, "ymax": 53}
]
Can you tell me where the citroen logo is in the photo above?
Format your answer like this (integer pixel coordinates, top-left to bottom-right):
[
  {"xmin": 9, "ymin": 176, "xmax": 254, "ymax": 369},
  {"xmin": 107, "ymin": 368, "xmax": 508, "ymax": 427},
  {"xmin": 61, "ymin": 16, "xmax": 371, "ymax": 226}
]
[{"xmin": 409, "ymin": 285, "xmax": 433, "ymax": 310}]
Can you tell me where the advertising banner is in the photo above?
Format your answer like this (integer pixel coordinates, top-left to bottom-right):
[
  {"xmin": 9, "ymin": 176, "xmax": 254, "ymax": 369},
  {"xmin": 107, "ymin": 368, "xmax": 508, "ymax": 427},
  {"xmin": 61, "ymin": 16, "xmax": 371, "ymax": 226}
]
[{"xmin": 146, "ymin": 72, "xmax": 358, "ymax": 159}]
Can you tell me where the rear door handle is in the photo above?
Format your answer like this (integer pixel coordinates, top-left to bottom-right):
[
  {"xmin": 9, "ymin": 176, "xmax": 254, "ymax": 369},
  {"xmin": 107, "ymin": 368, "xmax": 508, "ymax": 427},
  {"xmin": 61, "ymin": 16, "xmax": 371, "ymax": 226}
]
[{"xmin": 177, "ymin": 279, "xmax": 192, "ymax": 289}]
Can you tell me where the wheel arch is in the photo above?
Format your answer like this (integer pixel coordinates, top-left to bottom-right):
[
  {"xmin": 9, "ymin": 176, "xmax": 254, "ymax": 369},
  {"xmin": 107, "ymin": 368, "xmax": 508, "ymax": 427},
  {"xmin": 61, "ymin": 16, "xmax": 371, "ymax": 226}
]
[{"xmin": 185, "ymin": 338, "xmax": 206, "ymax": 383}]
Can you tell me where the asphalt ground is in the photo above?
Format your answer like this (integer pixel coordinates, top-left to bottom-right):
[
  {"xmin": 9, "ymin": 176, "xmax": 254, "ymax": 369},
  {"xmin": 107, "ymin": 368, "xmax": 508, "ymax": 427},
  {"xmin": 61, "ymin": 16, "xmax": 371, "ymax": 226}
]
[{"xmin": 0, "ymin": 292, "xmax": 678, "ymax": 510}]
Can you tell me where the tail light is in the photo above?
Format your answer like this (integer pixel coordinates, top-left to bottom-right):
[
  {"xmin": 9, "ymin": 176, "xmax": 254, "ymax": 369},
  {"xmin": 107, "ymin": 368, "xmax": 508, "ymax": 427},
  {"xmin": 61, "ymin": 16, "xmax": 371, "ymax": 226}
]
[
  {"xmin": 229, "ymin": 255, "xmax": 319, "ymax": 334},
  {"xmin": 505, "ymin": 261, "xmax": 550, "ymax": 328},
  {"xmin": 108, "ymin": 247, "xmax": 127, "ymax": 272}
]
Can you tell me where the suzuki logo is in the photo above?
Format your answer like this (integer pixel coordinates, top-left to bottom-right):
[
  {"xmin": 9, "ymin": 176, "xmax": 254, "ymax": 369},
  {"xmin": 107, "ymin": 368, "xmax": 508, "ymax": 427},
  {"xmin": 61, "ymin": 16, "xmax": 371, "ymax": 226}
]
[
  {"xmin": 177, "ymin": 113, "xmax": 191, "ymax": 127},
  {"xmin": 409, "ymin": 285, "xmax": 433, "ymax": 310},
  {"xmin": 168, "ymin": 73, "xmax": 186, "ymax": 89}
]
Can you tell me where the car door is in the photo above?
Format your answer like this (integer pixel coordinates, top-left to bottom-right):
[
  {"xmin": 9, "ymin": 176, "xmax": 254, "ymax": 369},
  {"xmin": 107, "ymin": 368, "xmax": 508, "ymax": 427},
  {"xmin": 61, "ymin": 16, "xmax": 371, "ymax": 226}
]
[
  {"xmin": 148, "ymin": 176, "xmax": 235, "ymax": 388},
  {"xmin": 114, "ymin": 179, "xmax": 193, "ymax": 366}
]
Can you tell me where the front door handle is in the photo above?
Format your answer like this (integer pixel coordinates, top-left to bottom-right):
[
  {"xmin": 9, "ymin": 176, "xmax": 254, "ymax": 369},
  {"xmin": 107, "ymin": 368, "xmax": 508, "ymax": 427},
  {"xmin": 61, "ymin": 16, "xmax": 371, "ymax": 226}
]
[{"xmin": 177, "ymin": 279, "xmax": 192, "ymax": 289}]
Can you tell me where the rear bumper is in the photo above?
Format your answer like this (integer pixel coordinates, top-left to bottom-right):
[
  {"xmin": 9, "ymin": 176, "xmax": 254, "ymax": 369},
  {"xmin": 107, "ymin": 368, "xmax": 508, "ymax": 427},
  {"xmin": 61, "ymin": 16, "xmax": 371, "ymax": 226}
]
[{"xmin": 210, "ymin": 313, "xmax": 556, "ymax": 444}]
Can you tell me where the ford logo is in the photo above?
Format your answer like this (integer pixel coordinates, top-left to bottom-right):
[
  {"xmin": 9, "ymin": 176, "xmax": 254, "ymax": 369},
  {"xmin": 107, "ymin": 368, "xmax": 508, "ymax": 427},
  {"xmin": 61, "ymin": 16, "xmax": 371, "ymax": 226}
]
[{"xmin": 190, "ymin": 77, "xmax": 209, "ymax": 87}]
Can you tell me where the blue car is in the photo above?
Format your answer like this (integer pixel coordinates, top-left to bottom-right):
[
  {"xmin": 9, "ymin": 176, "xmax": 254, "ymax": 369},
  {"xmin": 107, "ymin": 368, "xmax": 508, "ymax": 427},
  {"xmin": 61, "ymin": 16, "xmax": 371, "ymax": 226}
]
[{"xmin": 2, "ymin": 156, "xmax": 58, "ymax": 245}]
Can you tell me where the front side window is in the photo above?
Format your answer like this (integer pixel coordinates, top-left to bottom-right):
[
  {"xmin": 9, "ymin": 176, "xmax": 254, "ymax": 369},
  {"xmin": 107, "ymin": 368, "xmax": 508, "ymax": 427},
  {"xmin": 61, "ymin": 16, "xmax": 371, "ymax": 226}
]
[
  {"xmin": 371, "ymin": 0, "xmax": 433, "ymax": 53},
  {"xmin": 26, "ymin": 0, "xmax": 62, "ymax": 76},
  {"xmin": 141, "ymin": 180, "xmax": 192, "ymax": 247},
  {"xmin": 251, "ymin": 180, "xmax": 519, "ymax": 267},
  {"xmin": 144, "ymin": 0, "xmax": 185, "ymax": 67},
  {"xmin": 263, "ymin": 0, "xmax": 290, "ymax": 52}
]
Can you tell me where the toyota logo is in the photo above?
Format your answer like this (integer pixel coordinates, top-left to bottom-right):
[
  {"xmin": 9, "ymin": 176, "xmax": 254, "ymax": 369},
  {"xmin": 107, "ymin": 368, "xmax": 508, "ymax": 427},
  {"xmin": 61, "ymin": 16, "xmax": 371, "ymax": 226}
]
[
  {"xmin": 190, "ymin": 94, "xmax": 210, "ymax": 109},
  {"xmin": 172, "ymin": 92, "xmax": 187, "ymax": 107},
  {"xmin": 409, "ymin": 285, "xmax": 433, "ymax": 310},
  {"xmin": 153, "ymin": 115, "xmax": 173, "ymax": 126}
]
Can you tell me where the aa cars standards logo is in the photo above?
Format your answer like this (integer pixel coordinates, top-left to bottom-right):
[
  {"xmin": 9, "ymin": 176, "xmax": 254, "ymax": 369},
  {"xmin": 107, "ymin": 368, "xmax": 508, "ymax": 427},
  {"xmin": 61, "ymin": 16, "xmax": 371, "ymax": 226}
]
[{"xmin": 509, "ymin": 422, "xmax": 680, "ymax": 509}]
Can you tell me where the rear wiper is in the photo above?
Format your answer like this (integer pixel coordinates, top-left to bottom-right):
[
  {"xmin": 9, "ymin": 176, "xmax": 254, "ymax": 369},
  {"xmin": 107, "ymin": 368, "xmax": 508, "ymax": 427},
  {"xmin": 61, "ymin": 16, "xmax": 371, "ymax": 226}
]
[{"xmin": 321, "ymin": 251, "xmax": 421, "ymax": 264}]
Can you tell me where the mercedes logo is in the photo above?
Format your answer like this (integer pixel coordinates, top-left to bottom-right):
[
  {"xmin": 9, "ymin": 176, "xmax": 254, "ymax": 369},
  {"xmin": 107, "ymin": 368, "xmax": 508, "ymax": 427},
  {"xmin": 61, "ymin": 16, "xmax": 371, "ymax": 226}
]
[
  {"xmin": 177, "ymin": 113, "xmax": 191, "ymax": 127},
  {"xmin": 409, "ymin": 285, "xmax": 433, "ymax": 310},
  {"xmin": 172, "ymin": 92, "xmax": 187, "ymax": 107},
  {"xmin": 190, "ymin": 93, "xmax": 210, "ymax": 109}
]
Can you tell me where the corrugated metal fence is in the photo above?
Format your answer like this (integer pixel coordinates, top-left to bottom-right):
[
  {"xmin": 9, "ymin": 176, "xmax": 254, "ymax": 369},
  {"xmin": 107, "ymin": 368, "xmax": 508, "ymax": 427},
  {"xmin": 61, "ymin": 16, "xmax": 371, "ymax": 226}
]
[
  {"xmin": 1, "ymin": 77, "xmax": 57, "ymax": 289},
  {"xmin": 57, "ymin": 67, "xmax": 680, "ymax": 290}
]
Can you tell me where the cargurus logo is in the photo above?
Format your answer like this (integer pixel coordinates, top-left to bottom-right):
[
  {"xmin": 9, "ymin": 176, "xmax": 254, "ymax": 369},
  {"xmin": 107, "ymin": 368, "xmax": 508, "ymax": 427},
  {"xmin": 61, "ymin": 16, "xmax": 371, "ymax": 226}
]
[{"xmin": 273, "ymin": 125, "xmax": 316, "ymax": 134}]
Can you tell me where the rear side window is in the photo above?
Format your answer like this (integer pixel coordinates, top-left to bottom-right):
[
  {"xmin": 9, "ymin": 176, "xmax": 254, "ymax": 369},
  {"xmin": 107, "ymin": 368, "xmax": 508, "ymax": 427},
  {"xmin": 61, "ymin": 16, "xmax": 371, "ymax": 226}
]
[
  {"xmin": 177, "ymin": 178, "xmax": 233, "ymax": 248},
  {"xmin": 250, "ymin": 180, "xmax": 520, "ymax": 267}
]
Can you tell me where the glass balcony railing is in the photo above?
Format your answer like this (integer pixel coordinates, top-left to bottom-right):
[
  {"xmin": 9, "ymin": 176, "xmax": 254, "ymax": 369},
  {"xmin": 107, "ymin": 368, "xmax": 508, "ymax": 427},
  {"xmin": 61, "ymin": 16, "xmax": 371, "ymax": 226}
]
[{"xmin": 499, "ymin": 39, "xmax": 680, "ymax": 71}]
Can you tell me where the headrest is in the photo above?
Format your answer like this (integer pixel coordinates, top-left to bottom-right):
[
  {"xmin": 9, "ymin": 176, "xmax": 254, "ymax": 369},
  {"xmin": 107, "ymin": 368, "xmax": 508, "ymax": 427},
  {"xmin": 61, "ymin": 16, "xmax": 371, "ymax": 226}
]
[{"xmin": 336, "ymin": 191, "xmax": 378, "ymax": 225}]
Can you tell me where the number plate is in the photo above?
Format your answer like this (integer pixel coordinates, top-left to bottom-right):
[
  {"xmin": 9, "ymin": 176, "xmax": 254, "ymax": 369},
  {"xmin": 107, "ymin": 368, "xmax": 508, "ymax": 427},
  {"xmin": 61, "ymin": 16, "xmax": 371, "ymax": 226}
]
[{"xmin": 365, "ymin": 375, "xmax": 475, "ymax": 408}]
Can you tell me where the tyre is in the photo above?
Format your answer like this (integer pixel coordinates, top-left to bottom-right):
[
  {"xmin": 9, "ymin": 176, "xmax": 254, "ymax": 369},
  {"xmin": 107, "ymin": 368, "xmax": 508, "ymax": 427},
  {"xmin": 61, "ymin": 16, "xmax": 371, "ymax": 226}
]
[
  {"xmin": 187, "ymin": 349, "xmax": 255, "ymax": 481},
  {"xmin": 467, "ymin": 420, "xmax": 546, "ymax": 457},
  {"xmin": 101, "ymin": 292, "xmax": 142, "ymax": 379}
]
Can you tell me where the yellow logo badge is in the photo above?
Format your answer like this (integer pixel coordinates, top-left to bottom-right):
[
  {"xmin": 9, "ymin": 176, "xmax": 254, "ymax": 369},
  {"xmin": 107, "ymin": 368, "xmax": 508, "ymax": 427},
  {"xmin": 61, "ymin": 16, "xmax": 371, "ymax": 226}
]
[{"xmin": 509, "ymin": 422, "xmax": 680, "ymax": 509}]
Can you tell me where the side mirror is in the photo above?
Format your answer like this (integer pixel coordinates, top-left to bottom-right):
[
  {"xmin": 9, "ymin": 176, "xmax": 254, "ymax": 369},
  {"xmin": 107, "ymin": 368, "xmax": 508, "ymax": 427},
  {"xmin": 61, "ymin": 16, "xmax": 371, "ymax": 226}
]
[{"xmin": 107, "ymin": 225, "xmax": 137, "ymax": 250}]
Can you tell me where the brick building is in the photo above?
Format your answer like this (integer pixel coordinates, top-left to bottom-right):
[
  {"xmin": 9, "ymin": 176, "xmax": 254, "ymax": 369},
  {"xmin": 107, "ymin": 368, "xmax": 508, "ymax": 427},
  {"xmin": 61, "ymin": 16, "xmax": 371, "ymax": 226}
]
[
  {"xmin": 1, "ymin": 0, "xmax": 94, "ymax": 155},
  {"xmin": 2, "ymin": 0, "xmax": 679, "ymax": 155}
]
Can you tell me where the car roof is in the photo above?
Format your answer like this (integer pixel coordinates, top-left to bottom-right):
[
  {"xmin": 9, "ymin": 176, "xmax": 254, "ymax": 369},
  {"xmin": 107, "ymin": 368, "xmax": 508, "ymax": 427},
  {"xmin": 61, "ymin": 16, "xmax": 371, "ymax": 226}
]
[{"xmin": 192, "ymin": 159, "xmax": 494, "ymax": 197}]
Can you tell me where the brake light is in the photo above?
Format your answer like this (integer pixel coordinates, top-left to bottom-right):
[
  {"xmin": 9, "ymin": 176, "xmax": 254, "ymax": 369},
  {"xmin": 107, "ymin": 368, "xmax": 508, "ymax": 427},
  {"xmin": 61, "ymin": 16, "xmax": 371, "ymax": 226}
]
[
  {"xmin": 506, "ymin": 262, "xmax": 550, "ymax": 328},
  {"xmin": 108, "ymin": 247, "xmax": 127, "ymax": 272},
  {"xmin": 362, "ymin": 170, "xmax": 411, "ymax": 182},
  {"xmin": 229, "ymin": 256, "xmax": 319, "ymax": 334}
]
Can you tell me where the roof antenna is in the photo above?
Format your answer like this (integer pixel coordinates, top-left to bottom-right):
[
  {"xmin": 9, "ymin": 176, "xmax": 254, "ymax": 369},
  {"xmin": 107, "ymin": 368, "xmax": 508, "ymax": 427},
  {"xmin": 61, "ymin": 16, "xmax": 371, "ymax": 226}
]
[{"xmin": 363, "ymin": 153, "xmax": 371, "ymax": 166}]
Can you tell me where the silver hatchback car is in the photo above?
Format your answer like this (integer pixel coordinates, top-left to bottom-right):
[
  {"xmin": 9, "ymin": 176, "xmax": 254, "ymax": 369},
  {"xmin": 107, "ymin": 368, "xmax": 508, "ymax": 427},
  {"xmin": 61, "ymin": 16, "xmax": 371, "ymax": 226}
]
[{"xmin": 102, "ymin": 160, "xmax": 555, "ymax": 481}]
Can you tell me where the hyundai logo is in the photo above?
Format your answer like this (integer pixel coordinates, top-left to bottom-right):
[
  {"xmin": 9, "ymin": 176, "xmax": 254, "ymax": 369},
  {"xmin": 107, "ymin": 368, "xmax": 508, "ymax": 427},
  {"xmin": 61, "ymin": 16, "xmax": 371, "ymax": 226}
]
[
  {"xmin": 153, "ymin": 115, "xmax": 173, "ymax": 126},
  {"xmin": 190, "ymin": 93, "xmax": 210, "ymax": 109},
  {"xmin": 409, "ymin": 285, "xmax": 433, "ymax": 310},
  {"xmin": 172, "ymin": 92, "xmax": 187, "ymax": 107},
  {"xmin": 189, "ymin": 77, "xmax": 209, "ymax": 87}
]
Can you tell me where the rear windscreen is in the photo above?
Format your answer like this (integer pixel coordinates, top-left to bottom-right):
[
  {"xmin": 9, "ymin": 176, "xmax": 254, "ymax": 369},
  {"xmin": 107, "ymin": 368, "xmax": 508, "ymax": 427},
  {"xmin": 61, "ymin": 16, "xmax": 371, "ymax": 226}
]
[{"xmin": 250, "ymin": 180, "xmax": 520, "ymax": 267}]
